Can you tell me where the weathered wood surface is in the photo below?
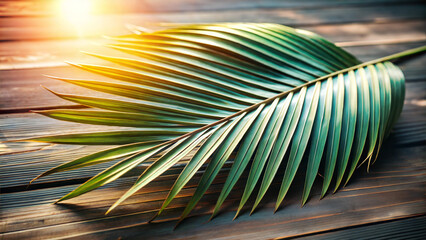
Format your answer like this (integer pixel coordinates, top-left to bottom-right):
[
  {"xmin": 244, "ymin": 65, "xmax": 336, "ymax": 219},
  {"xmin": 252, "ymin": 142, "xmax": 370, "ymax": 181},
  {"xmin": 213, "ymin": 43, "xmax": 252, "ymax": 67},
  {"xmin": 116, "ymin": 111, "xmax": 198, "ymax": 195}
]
[
  {"xmin": 296, "ymin": 216, "xmax": 426, "ymax": 240},
  {"xmin": 1, "ymin": 143, "xmax": 424, "ymax": 239},
  {"xmin": 1, "ymin": 0, "xmax": 425, "ymax": 239}
]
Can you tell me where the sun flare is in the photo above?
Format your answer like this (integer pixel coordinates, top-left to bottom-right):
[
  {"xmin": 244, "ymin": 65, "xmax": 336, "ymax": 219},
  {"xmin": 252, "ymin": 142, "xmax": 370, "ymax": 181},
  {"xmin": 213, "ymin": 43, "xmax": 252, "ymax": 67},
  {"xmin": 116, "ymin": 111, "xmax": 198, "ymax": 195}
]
[{"xmin": 59, "ymin": 0, "xmax": 92, "ymax": 27}]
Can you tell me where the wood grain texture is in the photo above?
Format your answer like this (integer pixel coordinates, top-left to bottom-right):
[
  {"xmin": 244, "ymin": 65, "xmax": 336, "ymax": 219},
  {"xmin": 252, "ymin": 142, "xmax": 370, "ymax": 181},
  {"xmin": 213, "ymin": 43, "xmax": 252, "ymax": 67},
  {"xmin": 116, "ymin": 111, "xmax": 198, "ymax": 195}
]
[
  {"xmin": 1, "ymin": 0, "xmax": 425, "ymax": 239},
  {"xmin": 1, "ymin": 144, "xmax": 424, "ymax": 239},
  {"xmin": 294, "ymin": 215, "xmax": 426, "ymax": 240}
]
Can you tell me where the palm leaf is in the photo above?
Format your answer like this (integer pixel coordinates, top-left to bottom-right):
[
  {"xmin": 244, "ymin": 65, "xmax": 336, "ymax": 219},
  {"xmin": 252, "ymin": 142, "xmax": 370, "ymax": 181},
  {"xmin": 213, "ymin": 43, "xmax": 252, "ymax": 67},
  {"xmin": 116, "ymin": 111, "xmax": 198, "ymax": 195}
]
[{"xmin": 24, "ymin": 23, "xmax": 425, "ymax": 226}]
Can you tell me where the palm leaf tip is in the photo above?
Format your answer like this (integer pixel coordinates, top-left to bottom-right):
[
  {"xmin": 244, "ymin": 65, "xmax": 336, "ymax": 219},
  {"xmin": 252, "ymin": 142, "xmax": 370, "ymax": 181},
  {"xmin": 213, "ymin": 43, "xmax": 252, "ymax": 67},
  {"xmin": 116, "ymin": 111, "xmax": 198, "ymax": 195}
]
[{"xmin": 27, "ymin": 23, "xmax": 426, "ymax": 223}]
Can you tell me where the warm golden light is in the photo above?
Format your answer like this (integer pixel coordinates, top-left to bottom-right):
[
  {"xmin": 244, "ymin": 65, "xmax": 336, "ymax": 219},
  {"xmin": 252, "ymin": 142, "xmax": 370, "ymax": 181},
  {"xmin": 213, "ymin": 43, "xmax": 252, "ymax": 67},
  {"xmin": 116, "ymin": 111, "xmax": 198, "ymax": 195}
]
[{"xmin": 59, "ymin": 0, "xmax": 92, "ymax": 30}]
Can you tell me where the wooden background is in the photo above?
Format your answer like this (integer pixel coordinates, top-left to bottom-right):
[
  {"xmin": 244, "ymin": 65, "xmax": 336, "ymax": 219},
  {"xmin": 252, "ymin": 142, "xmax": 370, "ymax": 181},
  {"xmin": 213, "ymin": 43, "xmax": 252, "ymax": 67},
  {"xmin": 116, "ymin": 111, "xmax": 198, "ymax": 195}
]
[{"xmin": 1, "ymin": 0, "xmax": 425, "ymax": 239}]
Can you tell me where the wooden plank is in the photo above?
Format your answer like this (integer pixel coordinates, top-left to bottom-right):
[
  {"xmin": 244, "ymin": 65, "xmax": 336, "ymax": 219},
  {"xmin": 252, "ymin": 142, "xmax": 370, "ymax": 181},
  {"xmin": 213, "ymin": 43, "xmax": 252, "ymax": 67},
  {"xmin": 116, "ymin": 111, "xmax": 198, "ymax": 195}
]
[
  {"xmin": 294, "ymin": 216, "xmax": 426, "ymax": 240},
  {"xmin": 1, "ymin": 4, "xmax": 425, "ymax": 40},
  {"xmin": 1, "ymin": 143, "xmax": 424, "ymax": 239},
  {"xmin": 1, "ymin": 41, "xmax": 425, "ymax": 111},
  {"xmin": 0, "ymin": 65, "xmax": 130, "ymax": 110},
  {"xmin": 306, "ymin": 20, "xmax": 426, "ymax": 45},
  {"xmin": 78, "ymin": 197, "xmax": 425, "ymax": 240},
  {"xmin": 0, "ymin": 38, "xmax": 123, "ymax": 70},
  {"xmin": 0, "ymin": 112, "xmax": 127, "ymax": 187}
]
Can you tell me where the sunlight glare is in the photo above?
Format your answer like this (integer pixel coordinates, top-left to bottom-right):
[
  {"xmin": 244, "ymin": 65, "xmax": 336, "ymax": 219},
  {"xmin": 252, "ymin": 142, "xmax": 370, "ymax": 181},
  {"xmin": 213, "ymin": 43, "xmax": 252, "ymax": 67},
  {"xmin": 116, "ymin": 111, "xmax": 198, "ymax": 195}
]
[{"xmin": 59, "ymin": 0, "xmax": 92, "ymax": 28}]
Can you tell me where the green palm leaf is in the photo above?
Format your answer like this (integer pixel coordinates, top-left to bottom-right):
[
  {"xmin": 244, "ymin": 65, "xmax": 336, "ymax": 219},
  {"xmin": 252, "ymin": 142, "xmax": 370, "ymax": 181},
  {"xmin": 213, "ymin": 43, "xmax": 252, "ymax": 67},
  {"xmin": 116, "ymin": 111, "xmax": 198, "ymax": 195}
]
[{"xmin": 24, "ymin": 23, "xmax": 424, "ymax": 226}]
